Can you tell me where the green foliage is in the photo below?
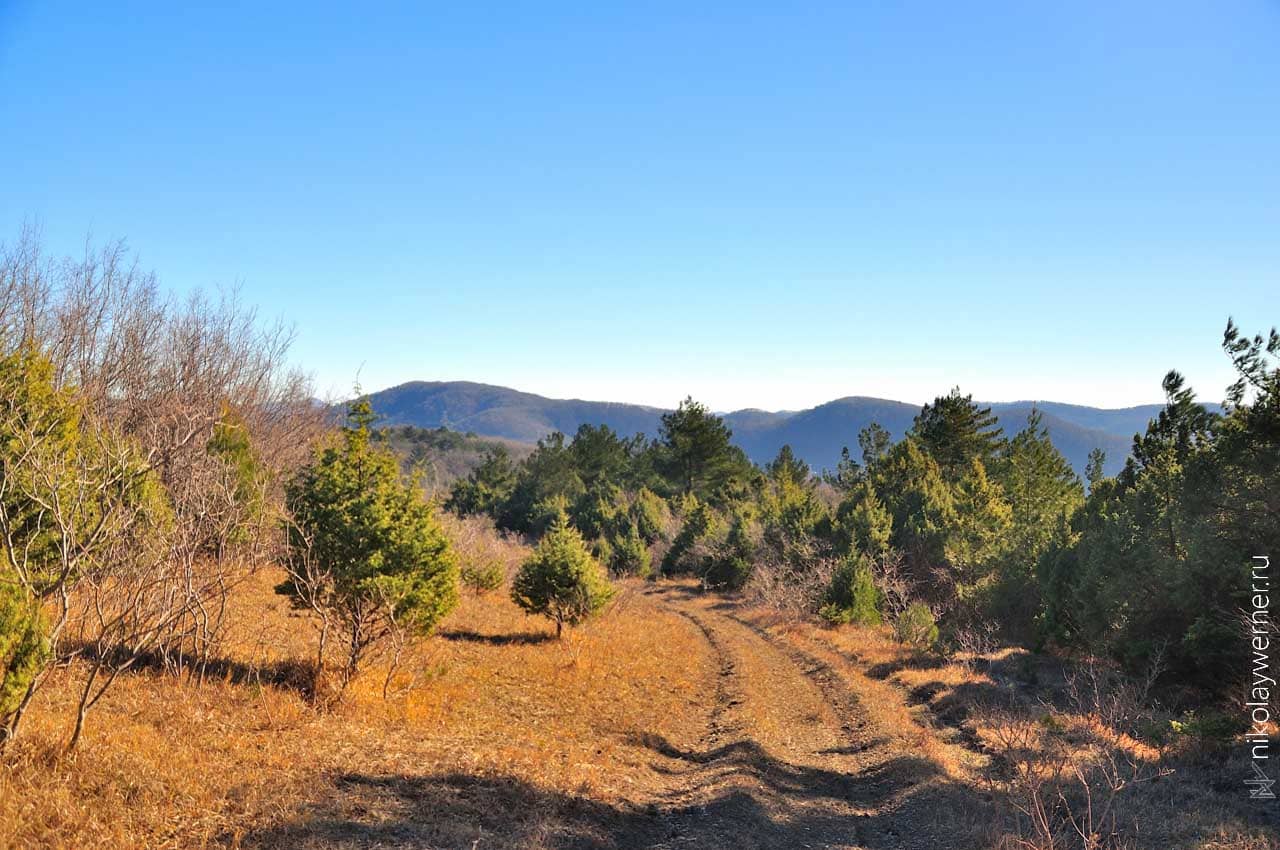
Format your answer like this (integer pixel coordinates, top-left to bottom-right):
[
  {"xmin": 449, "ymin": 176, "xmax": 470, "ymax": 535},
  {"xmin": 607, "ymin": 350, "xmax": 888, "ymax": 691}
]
[
  {"xmin": 571, "ymin": 481, "xmax": 624, "ymax": 540},
  {"xmin": 858, "ymin": 423, "xmax": 892, "ymax": 467},
  {"xmin": 610, "ymin": 523, "xmax": 652, "ymax": 578},
  {"xmin": 206, "ymin": 409, "xmax": 267, "ymax": 552},
  {"xmin": 511, "ymin": 512, "xmax": 615, "ymax": 636},
  {"xmin": 656, "ymin": 397, "xmax": 753, "ymax": 503},
  {"xmin": 819, "ymin": 555, "xmax": 882, "ymax": 626},
  {"xmin": 759, "ymin": 468, "xmax": 830, "ymax": 565},
  {"xmin": 0, "ymin": 347, "xmax": 87, "ymax": 594},
  {"xmin": 591, "ymin": 533, "xmax": 615, "ymax": 567},
  {"xmin": 910, "ymin": 387, "xmax": 1005, "ymax": 480},
  {"xmin": 1084, "ymin": 447, "xmax": 1107, "ymax": 489},
  {"xmin": 501, "ymin": 433, "xmax": 585, "ymax": 533},
  {"xmin": 0, "ymin": 581, "xmax": 47, "ymax": 725},
  {"xmin": 1169, "ymin": 709, "xmax": 1246, "ymax": 750},
  {"xmin": 568, "ymin": 424, "xmax": 637, "ymax": 490},
  {"xmin": 629, "ymin": 487, "xmax": 670, "ymax": 544},
  {"xmin": 895, "ymin": 602, "xmax": 939, "ymax": 649},
  {"xmin": 701, "ymin": 503, "xmax": 757, "ymax": 590},
  {"xmin": 460, "ymin": 558, "xmax": 505, "ymax": 595},
  {"xmin": 824, "ymin": 445, "xmax": 862, "ymax": 493},
  {"xmin": 944, "ymin": 458, "xmax": 1012, "ymax": 586},
  {"xmin": 280, "ymin": 399, "xmax": 459, "ymax": 684},
  {"xmin": 835, "ymin": 480, "xmax": 892, "ymax": 556},
  {"xmin": 0, "ymin": 346, "xmax": 167, "ymax": 596},
  {"xmin": 1040, "ymin": 323, "xmax": 1280, "ymax": 686},
  {"xmin": 765, "ymin": 444, "xmax": 810, "ymax": 486},
  {"xmin": 661, "ymin": 496, "xmax": 726, "ymax": 576},
  {"xmin": 871, "ymin": 438, "xmax": 956, "ymax": 570},
  {"xmin": 528, "ymin": 492, "xmax": 572, "ymax": 537},
  {"xmin": 446, "ymin": 446, "xmax": 517, "ymax": 519}
]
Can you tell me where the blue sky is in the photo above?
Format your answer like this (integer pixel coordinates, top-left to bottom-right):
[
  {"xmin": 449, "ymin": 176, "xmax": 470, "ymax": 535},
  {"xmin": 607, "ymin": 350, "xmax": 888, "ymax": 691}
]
[{"xmin": 1, "ymin": 2, "xmax": 1276, "ymax": 410}]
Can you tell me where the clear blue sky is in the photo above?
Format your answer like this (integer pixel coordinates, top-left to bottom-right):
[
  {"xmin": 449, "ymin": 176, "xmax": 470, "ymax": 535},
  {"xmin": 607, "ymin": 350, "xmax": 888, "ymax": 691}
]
[{"xmin": 2, "ymin": 2, "xmax": 1276, "ymax": 410}]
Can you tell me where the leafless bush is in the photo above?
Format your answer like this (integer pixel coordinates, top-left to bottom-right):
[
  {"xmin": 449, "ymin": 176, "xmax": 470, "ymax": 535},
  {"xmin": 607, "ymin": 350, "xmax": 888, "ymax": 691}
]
[
  {"xmin": 990, "ymin": 711, "xmax": 1166, "ymax": 850},
  {"xmin": 743, "ymin": 539, "xmax": 839, "ymax": 617},
  {"xmin": 867, "ymin": 549, "xmax": 915, "ymax": 619},
  {"xmin": 439, "ymin": 513, "xmax": 529, "ymax": 585},
  {"xmin": 0, "ymin": 230, "xmax": 321, "ymax": 747},
  {"xmin": 985, "ymin": 649, "xmax": 1171, "ymax": 850},
  {"xmin": 1064, "ymin": 650, "xmax": 1164, "ymax": 740},
  {"xmin": 954, "ymin": 618, "xmax": 1001, "ymax": 670}
]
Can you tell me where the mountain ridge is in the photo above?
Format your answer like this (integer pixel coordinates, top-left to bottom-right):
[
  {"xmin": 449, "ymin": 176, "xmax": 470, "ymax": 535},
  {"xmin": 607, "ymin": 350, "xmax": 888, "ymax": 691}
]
[{"xmin": 361, "ymin": 380, "xmax": 1182, "ymax": 478}]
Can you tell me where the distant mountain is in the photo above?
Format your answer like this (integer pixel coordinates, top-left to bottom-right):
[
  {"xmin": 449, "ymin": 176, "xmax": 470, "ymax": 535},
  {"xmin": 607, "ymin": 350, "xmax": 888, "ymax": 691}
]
[
  {"xmin": 365, "ymin": 381, "xmax": 665, "ymax": 444},
  {"xmin": 361, "ymin": 381, "xmax": 1178, "ymax": 479}
]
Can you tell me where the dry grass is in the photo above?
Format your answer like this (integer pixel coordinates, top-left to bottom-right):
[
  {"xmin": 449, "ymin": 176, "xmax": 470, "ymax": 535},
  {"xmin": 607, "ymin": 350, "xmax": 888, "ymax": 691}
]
[
  {"xmin": 0, "ymin": 566, "xmax": 715, "ymax": 849},
  {"xmin": 740, "ymin": 614, "xmax": 1279, "ymax": 850},
  {"xmin": 3, "ymin": 558, "xmax": 1275, "ymax": 850}
]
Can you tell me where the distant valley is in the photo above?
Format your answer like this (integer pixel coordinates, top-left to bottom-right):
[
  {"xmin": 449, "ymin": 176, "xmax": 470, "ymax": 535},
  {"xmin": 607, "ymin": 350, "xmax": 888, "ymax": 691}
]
[{"xmin": 361, "ymin": 380, "xmax": 1188, "ymax": 478}]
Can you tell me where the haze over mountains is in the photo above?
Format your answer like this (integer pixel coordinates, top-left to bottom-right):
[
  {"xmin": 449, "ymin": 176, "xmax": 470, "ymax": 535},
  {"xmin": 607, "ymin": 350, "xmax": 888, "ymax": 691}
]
[{"xmin": 362, "ymin": 381, "xmax": 1183, "ymax": 479}]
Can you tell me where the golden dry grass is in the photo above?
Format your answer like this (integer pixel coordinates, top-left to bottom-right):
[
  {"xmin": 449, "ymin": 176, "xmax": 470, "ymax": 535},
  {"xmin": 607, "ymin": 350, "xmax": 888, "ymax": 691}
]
[
  {"xmin": 2, "ymin": 567, "xmax": 1275, "ymax": 850},
  {"xmin": 0, "ymin": 567, "xmax": 716, "ymax": 849},
  {"xmin": 737, "ymin": 613, "xmax": 1279, "ymax": 850}
]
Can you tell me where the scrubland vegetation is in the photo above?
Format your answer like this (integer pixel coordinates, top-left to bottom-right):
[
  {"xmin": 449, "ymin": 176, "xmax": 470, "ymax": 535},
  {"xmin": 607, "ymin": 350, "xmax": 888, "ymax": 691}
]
[{"xmin": 0, "ymin": 231, "xmax": 1275, "ymax": 849}]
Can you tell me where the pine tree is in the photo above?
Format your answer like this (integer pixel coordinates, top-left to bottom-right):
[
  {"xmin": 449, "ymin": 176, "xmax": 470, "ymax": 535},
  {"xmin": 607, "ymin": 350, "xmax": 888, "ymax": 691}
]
[
  {"xmin": 858, "ymin": 422, "xmax": 893, "ymax": 467},
  {"xmin": 995, "ymin": 411, "xmax": 1083, "ymax": 576},
  {"xmin": 511, "ymin": 511, "xmax": 615, "ymax": 637},
  {"xmin": 766, "ymin": 444, "xmax": 810, "ymax": 486},
  {"xmin": 611, "ymin": 522, "xmax": 652, "ymax": 578},
  {"xmin": 446, "ymin": 446, "xmax": 518, "ymax": 519},
  {"xmin": 657, "ymin": 397, "xmax": 752, "ymax": 502},
  {"xmin": 568, "ymin": 423, "xmax": 632, "ymax": 490},
  {"xmin": 819, "ymin": 554, "xmax": 882, "ymax": 626},
  {"xmin": 280, "ymin": 399, "xmax": 459, "ymax": 694},
  {"xmin": 1084, "ymin": 447, "xmax": 1107, "ymax": 489},
  {"xmin": 630, "ymin": 487, "xmax": 670, "ymax": 544},
  {"xmin": 824, "ymin": 446, "xmax": 862, "ymax": 493},
  {"xmin": 835, "ymin": 480, "xmax": 893, "ymax": 556},
  {"xmin": 910, "ymin": 387, "xmax": 1005, "ymax": 480},
  {"xmin": 871, "ymin": 438, "xmax": 956, "ymax": 571},
  {"xmin": 945, "ymin": 458, "xmax": 1012, "ymax": 587}
]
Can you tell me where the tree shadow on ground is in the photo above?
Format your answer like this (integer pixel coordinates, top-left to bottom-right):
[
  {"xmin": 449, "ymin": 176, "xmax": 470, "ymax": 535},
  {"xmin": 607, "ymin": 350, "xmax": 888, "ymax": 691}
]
[
  {"xmin": 232, "ymin": 736, "xmax": 991, "ymax": 850},
  {"xmin": 437, "ymin": 628, "xmax": 556, "ymax": 646},
  {"xmin": 71, "ymin": 641, "xmax": 318, "ymax": 697},
  {"xmin": 632, "ymin": 732, "xmax": 939, "ymax": 807}
]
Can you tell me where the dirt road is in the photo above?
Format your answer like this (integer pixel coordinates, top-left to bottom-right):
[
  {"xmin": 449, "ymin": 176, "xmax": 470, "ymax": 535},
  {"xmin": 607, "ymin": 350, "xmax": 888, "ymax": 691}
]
[
  {"xmin": 239, "ymin": 583, "xmax": 985, "ymax": 850},
  {"xmin": 625, "ymin": 585, "xmax": 982, "ymax": 850}
]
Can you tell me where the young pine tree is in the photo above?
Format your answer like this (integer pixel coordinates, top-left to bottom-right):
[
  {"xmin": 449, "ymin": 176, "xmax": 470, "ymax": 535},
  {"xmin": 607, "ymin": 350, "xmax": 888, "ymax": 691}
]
[
  {"xmin": 835, "ymin": 479, "xmax": 893, "ymax": 557},
  {"xmin": 611, "ymin": 523, "xmax": 653, "ymax": 579},
  {"xmin": 280, "ymin": 399, "xmax": 459, "ymax": 696},
  {"xmin": 511, "ymin": 511, "xmax": 615, "ymax": 637},
  {"xmin": 819, "ymin": 554, "xmax": 882, "ymax": 626}
]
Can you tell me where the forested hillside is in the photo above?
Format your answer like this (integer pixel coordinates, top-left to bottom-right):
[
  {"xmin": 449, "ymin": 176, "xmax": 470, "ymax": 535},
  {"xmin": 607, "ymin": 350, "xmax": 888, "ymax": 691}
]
[{"xmin": 360, "ymin": 382, "xmax": 1180, "ymax": 478}]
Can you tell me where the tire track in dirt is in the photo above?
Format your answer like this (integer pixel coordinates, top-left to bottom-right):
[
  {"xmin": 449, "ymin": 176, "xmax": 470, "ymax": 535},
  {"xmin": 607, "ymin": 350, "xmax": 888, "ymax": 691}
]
[
  {"xmin": 629, "ymin": 586, "xmax": 988, "ymax": 850},
  {"xmin": 637, "ymin": 588, "xmax": 872, "ymax": 849}
]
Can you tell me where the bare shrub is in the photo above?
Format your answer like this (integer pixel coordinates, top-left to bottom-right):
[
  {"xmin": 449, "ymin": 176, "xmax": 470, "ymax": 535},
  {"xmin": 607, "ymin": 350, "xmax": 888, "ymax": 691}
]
[
  {"xmin": 439, "ymin": 513, "xmax": 529, "ymax": 586},
  {"xmin": 984, "ymin": 651, "xmax": 1172, "ymax": 850},
  {"xmin": 0, "ymin": 231, "xmax": 319, "ymax": 747},
  {"xmin": 743, "ymin": 539, "xmax": 839, "ymax": 617}
]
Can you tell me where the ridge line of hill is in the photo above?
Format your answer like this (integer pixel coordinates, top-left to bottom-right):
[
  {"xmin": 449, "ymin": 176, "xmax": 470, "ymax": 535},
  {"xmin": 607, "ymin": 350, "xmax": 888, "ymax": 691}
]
[{"xmin": 358, "ymin": 380, "xmax": 1203, "ymax": 478}]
